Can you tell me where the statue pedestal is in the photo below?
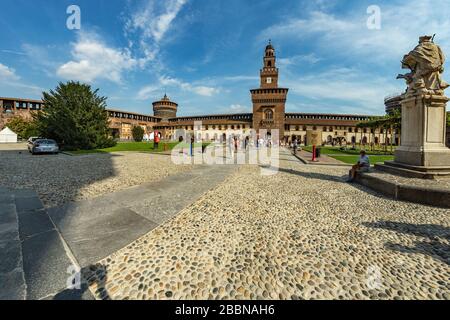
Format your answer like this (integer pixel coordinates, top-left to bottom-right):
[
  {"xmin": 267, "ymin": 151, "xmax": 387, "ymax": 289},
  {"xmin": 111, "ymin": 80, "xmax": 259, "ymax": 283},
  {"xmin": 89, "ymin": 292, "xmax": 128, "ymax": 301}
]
[{"xmin": 382, "ymin": 94, "xmax": 450, "ymax": 178}]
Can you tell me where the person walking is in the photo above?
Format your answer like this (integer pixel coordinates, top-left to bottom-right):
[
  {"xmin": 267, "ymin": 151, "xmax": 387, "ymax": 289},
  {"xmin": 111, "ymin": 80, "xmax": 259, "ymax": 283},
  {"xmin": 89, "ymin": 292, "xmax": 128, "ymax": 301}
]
[
  {"xmin": 154, "ymin": 131, "xmax": 160, "ymax": 150},
  {"xmin": 293, "ymin": 138, "xmax": 298, "ymax": 155},
  {"xmin": 228, "ymin": 135, "xmax": 235, "ymax": 158}
]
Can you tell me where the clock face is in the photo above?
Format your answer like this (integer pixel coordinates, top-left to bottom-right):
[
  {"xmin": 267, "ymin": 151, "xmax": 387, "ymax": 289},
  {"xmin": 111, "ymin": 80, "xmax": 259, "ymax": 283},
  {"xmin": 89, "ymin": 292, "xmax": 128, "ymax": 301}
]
[{"xmin": 266, "ymin": 77, "xmax": 272, "ymax": 84}]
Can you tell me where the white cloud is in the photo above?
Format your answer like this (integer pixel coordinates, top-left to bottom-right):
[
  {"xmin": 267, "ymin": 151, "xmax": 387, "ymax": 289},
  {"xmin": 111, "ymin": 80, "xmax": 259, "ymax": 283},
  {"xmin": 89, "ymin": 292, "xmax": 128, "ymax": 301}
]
[
  {"xmin": 57, "ymin": 32, "xmax": 138, "ymax": 83},
  {"xmin": 261, "ymin": 0, "xmax": 450, "ymax": 63},
  {"xmin": 125, "ymin": 0, "xmax": 188, "ymax": 63},
  {"xmin": 229, "ymin": 104, "xmax": 250, "ymax": 113},
  {"xmin": 0, "ymin": 63, "xmax": 44, "ymax": 96},
  {"xmin": 137, "ymin": 85, "xmax": 160, "ymax": 100},
  {"xmin": 136, "ymin": 75, "xmax": 219, "ymax": 101},
  {"xmin": 223, "ymin": 75, "xmax": 259, "ymax": 82},
  {"xmin": 278, "ymin": 54, "xmax": 321, "ymax": 67},
  {"xmin": 191, "ymin": 86, "xmax": 219, "ymax": 97},
  {"xmin": 0, "ymin": 63, "xmax": 19, "ymax": 81},
  {"xmin": 159, "ymin": 75, "xmax": 219, "ymax": 96},
  {"xmin": 0, "ymin": 49, "xmax": 26, "ymax": 56},
  {"xmin": 258, "ymin": 0, "xmax": 450, "ymax": 114},
  {"xmin": 285, "ymin": 67, "xmax": 403, "ymax": 114}
]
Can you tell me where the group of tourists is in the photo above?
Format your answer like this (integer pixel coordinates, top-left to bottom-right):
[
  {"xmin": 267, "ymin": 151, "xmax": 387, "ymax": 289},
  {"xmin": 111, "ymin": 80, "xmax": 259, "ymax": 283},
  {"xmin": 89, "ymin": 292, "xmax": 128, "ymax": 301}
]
[{"xmin": 225, "ymin": 135, "xmax": 278, "ymax": 156}]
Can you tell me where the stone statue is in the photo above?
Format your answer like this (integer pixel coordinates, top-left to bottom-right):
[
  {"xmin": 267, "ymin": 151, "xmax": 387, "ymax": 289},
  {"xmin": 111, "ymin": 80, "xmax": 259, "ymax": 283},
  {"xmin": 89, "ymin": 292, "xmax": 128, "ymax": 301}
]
[{"xmin": 397, "ymin": 35, "xmax": 449, "ymax": 96}]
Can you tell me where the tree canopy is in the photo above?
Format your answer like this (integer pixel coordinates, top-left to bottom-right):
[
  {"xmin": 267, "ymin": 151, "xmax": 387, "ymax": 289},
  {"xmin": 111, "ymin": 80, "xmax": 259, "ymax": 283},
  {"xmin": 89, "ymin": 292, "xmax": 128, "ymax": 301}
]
[
  {"xmin": 132, "ymin": 126, "xmax": 145, "ymax": 142},
  {"xmin": 357, "ymin": 109, "xmax": 402, "ymax": 130},
  {"xmin": 5, "ymin": 116, "xmax": 39, "ymax": 139},
  {"xmin": 35, "ymin": 81, "xmax": 116, "ymax": 150}
]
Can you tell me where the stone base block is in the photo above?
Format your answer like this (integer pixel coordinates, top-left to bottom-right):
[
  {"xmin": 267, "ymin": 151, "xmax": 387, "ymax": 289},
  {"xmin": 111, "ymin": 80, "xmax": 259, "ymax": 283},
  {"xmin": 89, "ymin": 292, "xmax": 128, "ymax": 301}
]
[
  {"xmin": 376, "ymin": 161, "xmax": 450, "ymax": 179},
  {"xmin": 355, "ymin": 172, "xmax": 450, "ymax": 208},
  {"xmin": 395, "ymin": 148, "xmax": 450, "ymax": 167}
]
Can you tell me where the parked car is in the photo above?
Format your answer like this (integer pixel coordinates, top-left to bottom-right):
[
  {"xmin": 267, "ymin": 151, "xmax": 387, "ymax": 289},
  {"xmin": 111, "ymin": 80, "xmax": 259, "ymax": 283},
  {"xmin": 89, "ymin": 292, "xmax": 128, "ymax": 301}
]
[
  {"xmin": 31, "ymin": 139, "xmax": 60, "ymax": 155},
  {"xmin": 27, "ymin": 137, "xmax": 43, "ymax": 152}
]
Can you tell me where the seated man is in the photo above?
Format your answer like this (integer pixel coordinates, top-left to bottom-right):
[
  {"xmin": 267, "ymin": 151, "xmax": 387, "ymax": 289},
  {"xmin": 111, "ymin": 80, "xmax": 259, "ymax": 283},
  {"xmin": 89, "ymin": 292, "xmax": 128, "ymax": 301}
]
[{"xmin": 347, "ymin": 150, "xmax": 370, "ymax": 182}]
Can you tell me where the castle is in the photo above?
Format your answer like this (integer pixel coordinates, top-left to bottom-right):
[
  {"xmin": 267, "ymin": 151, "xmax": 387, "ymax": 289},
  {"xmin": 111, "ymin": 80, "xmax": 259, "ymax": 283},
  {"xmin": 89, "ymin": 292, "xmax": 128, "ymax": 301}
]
[{"xmin": 1, "ymin": 43, "xmax": 405, "ymax": 146}]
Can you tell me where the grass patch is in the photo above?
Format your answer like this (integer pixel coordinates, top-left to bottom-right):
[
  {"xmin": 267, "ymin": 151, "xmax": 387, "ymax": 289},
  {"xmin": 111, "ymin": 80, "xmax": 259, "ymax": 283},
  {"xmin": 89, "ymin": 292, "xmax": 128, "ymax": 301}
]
[
  {"xmin": 329, "ymin": 155, "xmax": 395, "ymax": 165},
  {"xmin": 303, "ymin": 146, "xmax": 395, "ymax": 156},
  {"xmin": 68, "ymin": 141, "xmax": 209, "ymax": 155}
]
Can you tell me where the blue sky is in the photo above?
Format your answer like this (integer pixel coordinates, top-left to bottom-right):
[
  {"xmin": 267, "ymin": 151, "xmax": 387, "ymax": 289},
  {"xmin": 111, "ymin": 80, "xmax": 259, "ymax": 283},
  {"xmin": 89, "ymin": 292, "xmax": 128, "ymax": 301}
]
[{"xmin": 1, "ymin": 0, "xmax": 450, "ymax": 116}]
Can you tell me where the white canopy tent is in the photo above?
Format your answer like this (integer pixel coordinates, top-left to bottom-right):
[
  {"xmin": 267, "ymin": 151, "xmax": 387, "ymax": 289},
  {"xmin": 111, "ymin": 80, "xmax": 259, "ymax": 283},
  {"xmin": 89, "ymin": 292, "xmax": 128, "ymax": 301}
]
[{"xmin": 0, "ymin": 127, "xmax": 18, "ymax": 143}]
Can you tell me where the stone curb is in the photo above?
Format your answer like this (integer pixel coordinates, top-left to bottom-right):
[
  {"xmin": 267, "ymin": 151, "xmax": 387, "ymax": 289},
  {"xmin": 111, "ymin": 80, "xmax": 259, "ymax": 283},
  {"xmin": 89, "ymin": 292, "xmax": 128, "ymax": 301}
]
[
  {"xmin": 291, "ymin": 153, "xmax": 308, "ymax": 164},
  {"xmin": 291, "ymin": 152, "xmax": 352, "ymax": 167},
  {"xmin": 355, "ymin": 173, "xmax": 450, "ymax": 208}
]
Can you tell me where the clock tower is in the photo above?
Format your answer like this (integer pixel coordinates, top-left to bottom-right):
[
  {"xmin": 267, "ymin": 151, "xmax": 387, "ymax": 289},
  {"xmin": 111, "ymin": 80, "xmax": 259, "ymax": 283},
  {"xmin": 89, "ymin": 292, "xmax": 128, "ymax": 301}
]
[
  {"xmin": 260, "ymin": 41, "xmax": 279, "ymax": 88},
  {"xmin": 251, "ymin": 41, "xmax": 288, "ymax": 140}
]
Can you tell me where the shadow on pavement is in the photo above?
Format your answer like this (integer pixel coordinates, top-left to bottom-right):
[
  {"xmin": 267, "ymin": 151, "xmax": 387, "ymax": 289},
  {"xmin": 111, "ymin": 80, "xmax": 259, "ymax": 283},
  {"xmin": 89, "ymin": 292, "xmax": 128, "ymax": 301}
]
[
  {"xmin": 0, "ymin": 146, "xmax": 118, "ymax": 300},
  {"xmin": 363, "ymin": 221, "xmax": 450, "ymax": 266},
  {"xmin": 52, "ymin": 264, "xmax": 110, "ymax": 300}
]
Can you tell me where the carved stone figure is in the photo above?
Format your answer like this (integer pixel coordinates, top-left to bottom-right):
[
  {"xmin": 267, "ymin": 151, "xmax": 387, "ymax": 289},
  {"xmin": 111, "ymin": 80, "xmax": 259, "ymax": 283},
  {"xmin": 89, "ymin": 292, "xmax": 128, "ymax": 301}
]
[{"xmin": 397, "ymin": 35, "xmax": 449, "ymax": 96}]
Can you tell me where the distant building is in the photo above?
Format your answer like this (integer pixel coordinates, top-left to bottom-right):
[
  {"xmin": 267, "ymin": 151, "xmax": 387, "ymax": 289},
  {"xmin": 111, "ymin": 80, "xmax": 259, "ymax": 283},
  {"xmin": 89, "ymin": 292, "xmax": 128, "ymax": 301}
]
[
  {"xmin": 1, "ymin": 42, "xmax": 399, "ymax": 146},
  {"xmin": 384, "ymin": 93, "xmax": 403, "ymax": 114}
]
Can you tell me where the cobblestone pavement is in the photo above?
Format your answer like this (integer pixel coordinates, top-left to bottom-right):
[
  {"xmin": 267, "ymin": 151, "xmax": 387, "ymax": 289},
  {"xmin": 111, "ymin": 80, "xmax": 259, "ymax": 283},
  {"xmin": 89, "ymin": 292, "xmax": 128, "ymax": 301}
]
[
  {"xmin": 82, "ymin": 150, "xmax": 449, "ymax": 300},
  {"xmin": 0, "ymin": 151, "xmax": 193, "ymax": 208}
]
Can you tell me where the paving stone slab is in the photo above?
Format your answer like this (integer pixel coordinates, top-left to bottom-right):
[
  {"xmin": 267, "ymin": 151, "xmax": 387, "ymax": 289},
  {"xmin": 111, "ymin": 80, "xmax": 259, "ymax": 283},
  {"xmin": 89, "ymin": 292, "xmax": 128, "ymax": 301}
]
[
  {"xmin": 22, "ymin": 230, "xmax": 75, "ymax": 300},
  {"xmin": 0, "ymin": 203, "xmax": 16, "ymax": 224},
  {"xmin": 15, "ymin": 196, "xmax": 44, "ymax": 213},
  {"xmin": 11, "ymin": 189, "xmax": 39, "ymax": 198},
  {"xmin": 48, "ymin": 206, "xmax": 158, "ymax": 267},
  {"xmin": 47, "ymin": 165, "xmax": 236, "ymax": 267},
  {"xmin": 122, "ymin": 165, "xmax": 236, "ymax": 222},
  {"xmin": 18, "ymin": 209, "xmax": 55, "ymax": 240},
  {"xmin": 0, "ymin": 194, "xmax": 14, "ymax": 204},
  {"xmin": 47, "ymin": 197, "xmax": 126, "ymax": 228},
  {"xmin": 0, "ymin": 240, "xmax": 22, "ymax": 274},
  {"xmin": 0, "ymin": 222, "xmax": 19, "ymax": 241},
  {"xmin": 0, "ymin": 269, "xmax": 26, "ymax": 300}
]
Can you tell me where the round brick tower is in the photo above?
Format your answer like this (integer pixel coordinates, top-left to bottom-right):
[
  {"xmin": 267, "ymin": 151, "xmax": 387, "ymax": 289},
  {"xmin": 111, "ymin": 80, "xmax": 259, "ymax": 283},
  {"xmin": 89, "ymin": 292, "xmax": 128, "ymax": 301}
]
[{"xmin": 152, "ymin": 94, "xmax": 178, "ymax": 121}]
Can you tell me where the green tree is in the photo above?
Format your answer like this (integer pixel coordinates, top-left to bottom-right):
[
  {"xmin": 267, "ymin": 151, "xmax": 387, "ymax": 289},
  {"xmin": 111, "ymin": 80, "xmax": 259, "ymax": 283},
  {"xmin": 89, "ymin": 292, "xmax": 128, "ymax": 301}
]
[
  {"xmin": 35, "ymin": 81, "xmax": 116, "ymax": 150},
  {"xmin": 447, "ymin": 112, "xmax": 450, "ymax": 127},
  {"xmin": 132, "ymin": 126, "xmax": 145, "ymax": 142},
  {"xmin": 6, "ymin": 116, "xmax": 39, "ymax": 139}
]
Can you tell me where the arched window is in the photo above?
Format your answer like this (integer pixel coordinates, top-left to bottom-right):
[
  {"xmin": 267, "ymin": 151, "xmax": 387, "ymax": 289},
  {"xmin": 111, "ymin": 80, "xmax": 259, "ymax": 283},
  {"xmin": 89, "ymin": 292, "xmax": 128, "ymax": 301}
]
[
  {"xmin": 267, "ymin": 61, "xmax": 272, "ymax": 67},
  {"xmin": 265, "ymin": 109, "xmax": 274, "ymax": 120}
]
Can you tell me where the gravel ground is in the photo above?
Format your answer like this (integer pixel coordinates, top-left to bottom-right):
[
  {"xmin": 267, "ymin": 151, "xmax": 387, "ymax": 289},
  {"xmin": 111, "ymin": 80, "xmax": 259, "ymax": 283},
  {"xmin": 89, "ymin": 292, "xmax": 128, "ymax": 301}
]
[
  {"xmin": 0, "ymin": 151, "xmax": 193, "ymax": 208},
  {"xmin": 84, "ymin": 150, "xmax": 450, "ymax": 300}
]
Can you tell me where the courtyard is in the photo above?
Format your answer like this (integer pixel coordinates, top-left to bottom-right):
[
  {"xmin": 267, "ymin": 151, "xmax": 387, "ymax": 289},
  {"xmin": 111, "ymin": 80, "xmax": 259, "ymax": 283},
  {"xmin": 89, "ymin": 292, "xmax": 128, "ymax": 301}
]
[
  {"xmin": 82, "ymin": 149, "xmax": 449, "ymax": 300},
  {"xmin": 1, "ymin": 144, "xmax": 448, "ymax": 300}
]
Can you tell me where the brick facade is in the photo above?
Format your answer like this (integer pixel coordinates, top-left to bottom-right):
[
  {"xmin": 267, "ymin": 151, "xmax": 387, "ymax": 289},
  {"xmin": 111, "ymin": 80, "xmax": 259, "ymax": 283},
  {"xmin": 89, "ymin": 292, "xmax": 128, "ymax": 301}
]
[{"xmin": 251, "ymin": 42, "xmax": 288, "ymax": 139}]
